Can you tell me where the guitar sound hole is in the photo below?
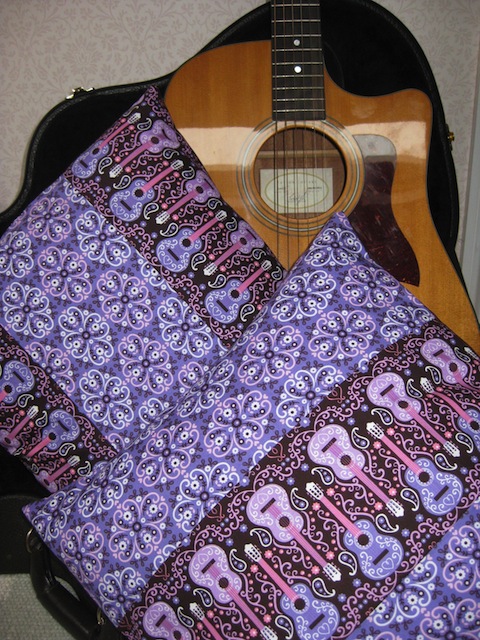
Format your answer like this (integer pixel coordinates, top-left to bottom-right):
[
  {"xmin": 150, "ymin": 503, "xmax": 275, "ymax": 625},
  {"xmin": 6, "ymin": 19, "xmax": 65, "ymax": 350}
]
[
  {"xmin": 294, "ymin": 597, "xmax": 306, "ymax": 611},
  {"xmin": 254, "ymin": 127, "xmax": 345, "ymax": 219},
  {"xmin": 418, "ymin": 471, "xmax": 431, "ymax": 484},
  {"xmin": 218, "ymin": 577, "xmax": 229, "ymax": 589},
  {"xmin": 279, "ymin": 515, "xmax": 290, "ymax": 528},
  {"xmin": 357, "ymin": 533, "xmax": 370, "ymax": 548},
  {"xmin": 340, "ymin": 454, "xmax": 351, "ymax": 467}
]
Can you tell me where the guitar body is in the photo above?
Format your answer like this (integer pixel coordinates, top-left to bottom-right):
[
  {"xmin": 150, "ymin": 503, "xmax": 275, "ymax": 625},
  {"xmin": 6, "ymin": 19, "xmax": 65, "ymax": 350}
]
[{"xmin": 166, "ymin": 40, "xmax": 480, "ymax": 350}]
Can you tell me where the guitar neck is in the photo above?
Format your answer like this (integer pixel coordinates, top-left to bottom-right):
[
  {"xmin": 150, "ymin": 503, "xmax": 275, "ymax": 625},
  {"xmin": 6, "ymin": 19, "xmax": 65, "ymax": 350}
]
[{"xmin": 271, "ymin": 0, "xmax": 326, "ymax": 121}]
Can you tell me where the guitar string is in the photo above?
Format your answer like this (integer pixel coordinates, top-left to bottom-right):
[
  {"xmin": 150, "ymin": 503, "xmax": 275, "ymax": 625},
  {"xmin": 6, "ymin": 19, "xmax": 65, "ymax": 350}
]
[
  {"xmin": 303, "ymin": 0, "xmax": 309, "ymax": 253},
  {"xmin": 309, "ymin": 0, "xmax": 322, "ymax": 252},
  {"xmin": 289, "ymin": 0, "xmax": 301, "ymax": 265},
  {"xmin": 273, "ymin": 0, "xmax": 281, "ymax": 264},
  {"xmin": 316, "ymin": 0, "xmax": 324, "ymax": 249},
  {"xmin": 295, "ymin": 0, "xmax": 303, "ymax": 262},
  {"xmin": 282, "ymin": 0, "xmax": 292, "ymax": 268}
]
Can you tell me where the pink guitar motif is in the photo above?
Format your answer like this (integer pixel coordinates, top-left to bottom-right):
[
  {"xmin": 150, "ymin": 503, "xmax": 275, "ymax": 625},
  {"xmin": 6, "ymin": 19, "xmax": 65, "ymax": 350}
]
[
  {"xmin": 305, "ymin": 482, "xmax": 403, "ymax": 579},
  {"xmin": 205, "ymin": 260, "xmax": 272, "ymax": 324},
  {"xmin": 26, "ymin": 409, "xmax": 80, "ymax": 458},
  {"xmin": 38, "ymin": 455, "xmax": 80, "ymax": 492},
  {"xmin": 0, "ymin": 360, "xmax": 34, "ymax": 405},
  {"xmin": 307, "ymin": 424, "xmax": 404, "ymax": 518},
  {"xmin": 0, "ymin": 405, "xmax": 39, "ymax": 454},
  {"xmin": 155, "ymin": 170, "xmax": 219, "ymax": 224},
  {"xmin": 204, "ymin": 221, "xmax": 264, "ymax": 276},
  {"xmin": 71, "ymin": 112, "xmax": 141, "ymax": 178},
  {"xmin": 366, "ymin": 422, "xmax": 463, "ymax": 515},
  {"xmin": 245, "ymin": 543, "xmax": 340, "ymax": 640},
  {"xmin": 156, "ymin": 209, "xmax": 227, "ymax": 273},
  {"xmin": 421, "ymin": 338, "xmax": 478, "ymax": 391},
  {"xmin": 246, "ymin": 484, "xmax": 341, "ymax": 582},
  {"xmin": 367, "ymin": 372, "xmax": 460, "ymax": 458},
  {"xmin": 142, "ymin": 601, "xmax": 192, "ymax": 640},
  {"xmin": 109, "ymin": 159, "xmax": 184, "ymax": 221},
  {"xmin": 420, "ymin": 377, "xmax": 480, "ymax": 450},
  {"xmin": 189, "ymin": 544, "xmax": 278, "ymax": 640},
  {"xmin": 109, "ymin": 119, "xmax": 180, "ymax": 178},
  {"xmin": 189, "ymin": 603, "xmax": 224, "ymax": 640}
]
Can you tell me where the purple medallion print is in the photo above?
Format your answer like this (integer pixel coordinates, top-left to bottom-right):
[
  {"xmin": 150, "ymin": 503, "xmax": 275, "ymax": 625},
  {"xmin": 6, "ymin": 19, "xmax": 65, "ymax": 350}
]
[
  {"xmin": 23, "ymin": 213, "xmax": 480, "ymax": 639},
  {"xmin": 0, "ymin": 86, "xmax": 283, "ymax": 490}
]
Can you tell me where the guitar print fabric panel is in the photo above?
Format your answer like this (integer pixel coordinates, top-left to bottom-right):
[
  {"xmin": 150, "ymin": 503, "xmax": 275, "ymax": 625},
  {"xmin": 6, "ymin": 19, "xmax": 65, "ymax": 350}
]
[
  {"xmin": 0, "ymin": 86, "xmax": 284, "ymax": 491},
  {"xmin": 120, "ymin": 322, "xmax": 479, "ymax": 640},
  {"xmin": 23, "ymin": 213, "xmax": 480, "ymax": 639},
  {"xmin": 350, "ymin": 496, "xmax": 480, "ymax": 639}
]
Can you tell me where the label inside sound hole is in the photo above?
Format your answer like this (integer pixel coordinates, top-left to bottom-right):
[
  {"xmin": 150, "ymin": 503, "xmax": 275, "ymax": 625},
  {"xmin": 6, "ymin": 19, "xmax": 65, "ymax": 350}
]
[{"xmin": 260, "ymin": 168, "xmax": 333, "ymax": 217}]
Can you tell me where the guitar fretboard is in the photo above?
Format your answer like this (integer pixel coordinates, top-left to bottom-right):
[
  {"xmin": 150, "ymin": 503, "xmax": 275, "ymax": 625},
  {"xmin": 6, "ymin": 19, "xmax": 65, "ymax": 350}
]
[{"xmin": 272, "ymin": 0, "xmax": 326, "ymax": 121}]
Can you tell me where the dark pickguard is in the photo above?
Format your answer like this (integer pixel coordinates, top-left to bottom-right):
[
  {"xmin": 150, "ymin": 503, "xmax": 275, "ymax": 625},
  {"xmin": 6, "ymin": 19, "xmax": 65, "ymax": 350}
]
[{"xmin": 349, "ymin": 134, "xmax": 420, "ymax": 286}]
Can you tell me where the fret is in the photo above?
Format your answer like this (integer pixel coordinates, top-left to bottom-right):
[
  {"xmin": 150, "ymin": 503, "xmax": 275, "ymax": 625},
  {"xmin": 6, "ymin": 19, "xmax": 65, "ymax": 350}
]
[
  {"xmin": 274, "ymin": 97, "xmax": 326, "ymax": 106},
  {"xmin": 274, "ymin": 46, "xmax": 323, "ymax": 53},
  {"xmin": 273, "ymin": 91, "xmax": 325, "ymax": 101},
  {"xmin": 271, "ymin": 0, "xmax": 325, "ymax": 121}
]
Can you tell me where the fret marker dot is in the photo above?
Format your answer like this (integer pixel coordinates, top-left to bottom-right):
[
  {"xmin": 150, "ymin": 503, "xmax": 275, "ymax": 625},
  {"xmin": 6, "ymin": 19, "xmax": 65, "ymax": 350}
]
[
  {"xmin": 293, "ymin": 39, "xmax": 300, "ymax": 46},
  {"xmin": 294, "ymin": 65, "xmax": 302, "ymax": 73}
]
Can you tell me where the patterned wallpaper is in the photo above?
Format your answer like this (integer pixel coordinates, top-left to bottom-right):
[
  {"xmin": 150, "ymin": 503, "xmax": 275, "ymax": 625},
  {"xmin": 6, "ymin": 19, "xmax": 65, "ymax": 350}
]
[{"xmin": 0, "ymin": 0, "xmax": 479, "ymax": 261}]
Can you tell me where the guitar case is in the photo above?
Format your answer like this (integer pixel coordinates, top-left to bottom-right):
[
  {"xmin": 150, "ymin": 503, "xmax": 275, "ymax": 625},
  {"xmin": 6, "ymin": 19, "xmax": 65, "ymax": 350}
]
[{"xmin": 0, "ymin": 0, "xmax": 464, "ymax": 638}]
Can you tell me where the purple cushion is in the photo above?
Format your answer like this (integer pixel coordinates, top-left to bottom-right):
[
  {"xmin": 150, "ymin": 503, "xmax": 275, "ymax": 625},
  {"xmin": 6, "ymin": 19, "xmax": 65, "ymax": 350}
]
[
  {"xmin": 0, "ymin": 86, "xmax": 284, "ymax": 490},
  {"xmin": 24, "ymin": 212, "xmax": 480, "ymax": 637}
]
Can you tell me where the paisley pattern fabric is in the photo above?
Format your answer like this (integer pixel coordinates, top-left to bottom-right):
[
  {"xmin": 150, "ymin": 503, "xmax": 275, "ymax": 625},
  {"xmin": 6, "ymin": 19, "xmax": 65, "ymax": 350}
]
[
  {"xmin": 350, "ymin": 497, "xmax": 480, "ymax": 640},
  {"xmin": 0, "ymin": 86, "xmax": 284, "ymax": 490},
  {"xmin": 24, "ymin": 212, "xmax": 480, "ymax": 639}
]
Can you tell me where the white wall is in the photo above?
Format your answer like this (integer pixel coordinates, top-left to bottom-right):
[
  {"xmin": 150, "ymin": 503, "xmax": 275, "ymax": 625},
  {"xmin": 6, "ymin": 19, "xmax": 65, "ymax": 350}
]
[{"xmin": 1, "ymin": 0, "xmax": 479, "ymax": 309}]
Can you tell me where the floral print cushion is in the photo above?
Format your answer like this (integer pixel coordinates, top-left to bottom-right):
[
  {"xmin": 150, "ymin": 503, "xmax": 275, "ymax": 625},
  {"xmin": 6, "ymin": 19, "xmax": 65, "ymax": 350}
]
[
  {"xmin": 24, "ymin": 212, "xmax": 480, "ymax": 638},
  {"xmin": 350, "ymin": 497, "xmax": 480, "ymax": 640},
  {"xmin": 0, "ymin": 86, "xmax": 284, "ymax": 491}
]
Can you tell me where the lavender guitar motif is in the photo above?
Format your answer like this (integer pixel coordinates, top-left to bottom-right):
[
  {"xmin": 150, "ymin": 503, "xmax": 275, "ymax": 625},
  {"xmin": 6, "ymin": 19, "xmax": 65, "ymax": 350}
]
[
  {"xmin": 109, "ymin": 118, "xmax": 180, "ymax": 178},
  {"xmin": 26, "ymin": 409, "xmax": 80, "ymax": 458},
  {"xmin": 0, "ymin": 405, "xmax": 38, "ymax": 453},
  {"xmin": 156, "ymin": 209, "xmax": 227, "ymax": 273},
  {"xmin": 247, "ymin": 484, "xmax": 341, "ymax": 582},
  {"xmin": 71, "ymin": 112, "xmax": 141, "ymax": 178},
  {"xmin": 109, "ymin": 159, "xmax": 183, "ymax": 222},
  {"xmin": 0, "ymin": 360, "xmax": 34, "ymax": 405},
  {"xmin": 245, "ymin": 543, "xmax": 340, "ymax": 640},
  {"xmin": 189, "ymin": 544, "xmax": 278, "ymax": 640},
  {"xmin": 204, "ymin": 221, "xmax": 264, "ymax": 276},
  {"xmin": 205, "ymin": 260, "xmax": 272, "ymax": 324},
  {"xmin": 367, "ymin": 422, "xmax": 463, "ymax": 515},
  {"xmin": 420, "ymin": 377, "xmax": 480, "ymax": 450},
  {"xmin": 306, "ymin": 482, "xmax": 403, "ymax": 579},
  {"xmin": 155, "ymin": 171, "xmax": 220, "ymax": 224},
  {"xmin": 421, "ymin": 338, "xmax": 477, "ymax": 390},
  {"xmin": 307, "ymin": 424, "xmax": 404, "ymax": 517},
  {"xmin": 367, "ymin": 372, "xmax": 460, "ymax": 457},
  {"xmin": 37, "ymin": 455, "xmax": 80, "ymax": 492},
  {"xmin": 142, "ymin": 601, "xmax": 192, "ymax": 640}
]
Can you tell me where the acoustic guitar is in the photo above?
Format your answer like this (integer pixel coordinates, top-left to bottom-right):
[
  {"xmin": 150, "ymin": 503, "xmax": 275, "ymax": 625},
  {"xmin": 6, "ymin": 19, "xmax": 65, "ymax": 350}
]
[{"xmin": 165, "ymin": 0, "xmax": 480, "ymax": 350}]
